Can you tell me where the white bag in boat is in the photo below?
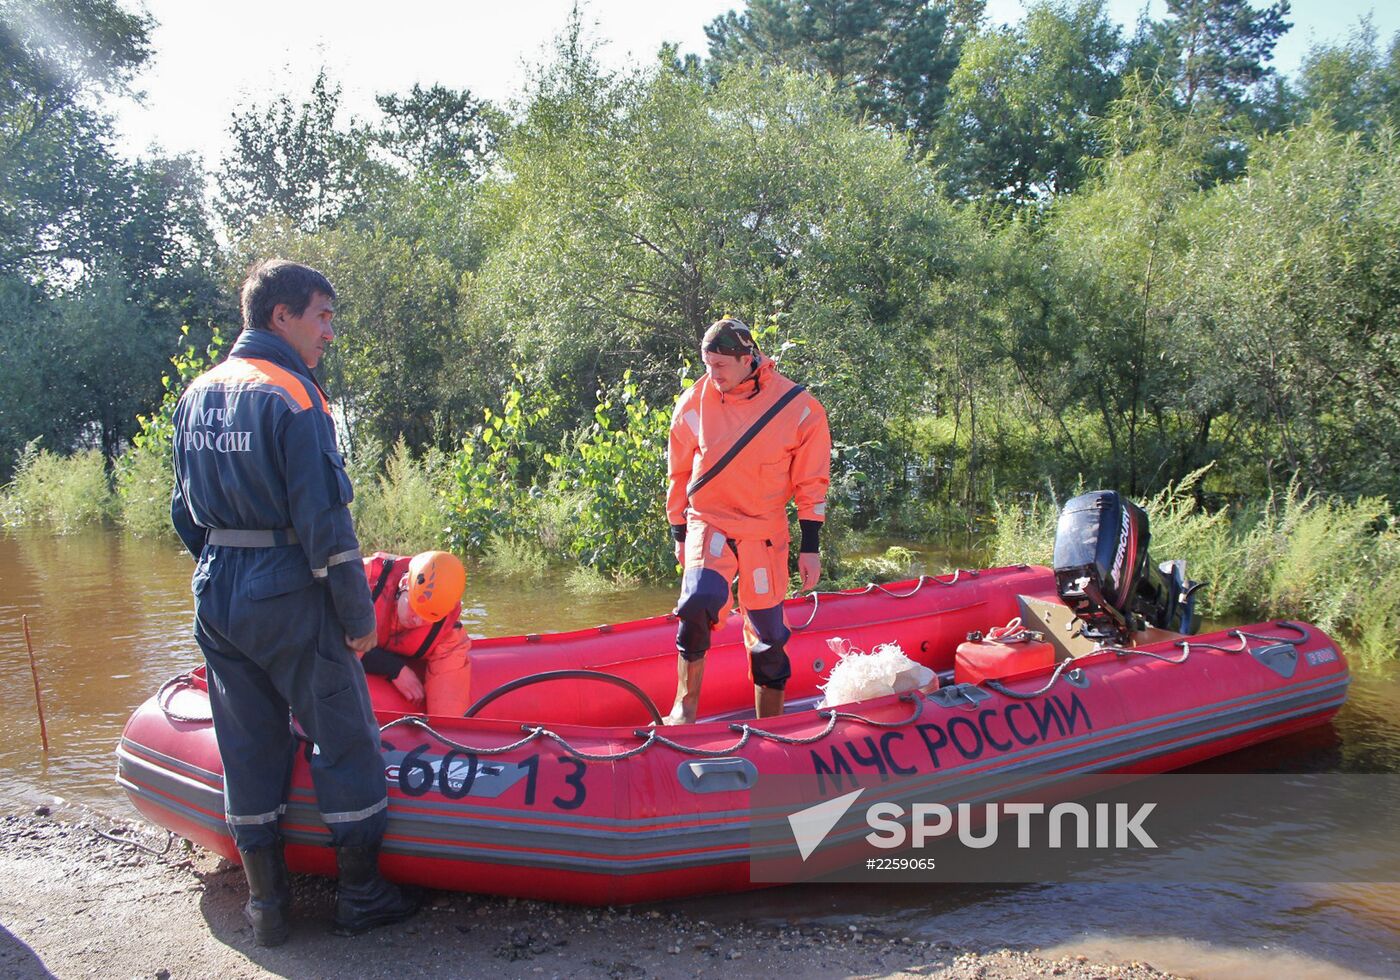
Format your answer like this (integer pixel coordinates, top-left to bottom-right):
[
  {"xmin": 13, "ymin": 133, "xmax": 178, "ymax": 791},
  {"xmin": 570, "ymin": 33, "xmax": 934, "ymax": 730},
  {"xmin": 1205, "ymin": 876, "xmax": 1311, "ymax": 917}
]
[{"xmin": 818, "ymin": 637, "xmax": 935, "ymax": 707}]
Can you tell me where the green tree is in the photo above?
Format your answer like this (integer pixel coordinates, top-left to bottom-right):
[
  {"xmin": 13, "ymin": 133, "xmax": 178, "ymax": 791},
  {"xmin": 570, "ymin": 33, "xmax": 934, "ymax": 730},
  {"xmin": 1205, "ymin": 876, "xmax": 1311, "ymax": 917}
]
[
  {"xmin": 231, "ymin": 211, "xmax": 471, "ymax": 461},
  {"xmin": 467, "ymin": 48, "xmax": 963, "ymax": 458},
  {"xmin": 215, "ymin": 68, "xmax": 386, "ymax": 237},
  {"xmin": 1173, "ymin": 124, "xmax": 1400, "ymax": 497},
  {"xmin": 1295, "ymin": 22, "xmax": 1400, "ymax": 139},
  {"xmin": 935, "ymin": 0, "xmax": 1127, "ymax": 202},
  {"xmin": 0, "ymin": 0, "xmax": 224, "ymax": 478},
  {"xmin": 958, "ymin": 82, "xmax": 1230, "ymax": 497},
  {"xmin": 0, "ymin": 0, "xmax": 152, "ymax": 279},
  {"xmin": 373, "ymin": 83, "xmax": 502, "ymax": 182},
  {"xmin": 704, "ymin": 0, "xmax": 976, "ymax": 151},
  {"xmin": 1164, "ymin": 0, "xmax": 1291, "ymax": 113}
]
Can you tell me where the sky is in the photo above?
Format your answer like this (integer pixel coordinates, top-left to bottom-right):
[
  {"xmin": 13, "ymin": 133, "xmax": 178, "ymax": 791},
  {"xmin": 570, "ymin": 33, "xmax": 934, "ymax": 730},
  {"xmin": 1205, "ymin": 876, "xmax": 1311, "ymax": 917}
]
[{"xmin": 110, "ymin": 0, "xmax": 1400, "ymax": 166}]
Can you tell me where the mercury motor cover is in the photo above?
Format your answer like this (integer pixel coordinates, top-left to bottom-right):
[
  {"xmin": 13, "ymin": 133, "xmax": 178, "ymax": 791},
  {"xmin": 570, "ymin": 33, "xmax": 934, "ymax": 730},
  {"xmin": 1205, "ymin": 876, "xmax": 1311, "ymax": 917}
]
[{"xmin": 1052, "ymin": 490, "xmax": 1200, "ymax": 643}]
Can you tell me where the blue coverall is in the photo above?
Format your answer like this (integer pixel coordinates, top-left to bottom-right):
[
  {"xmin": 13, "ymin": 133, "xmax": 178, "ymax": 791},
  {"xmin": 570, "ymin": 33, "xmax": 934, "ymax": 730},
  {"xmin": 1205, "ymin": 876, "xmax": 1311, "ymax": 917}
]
[{"xmin": 171, "ymin": 328, "xmax": 385, "ymax": 853}]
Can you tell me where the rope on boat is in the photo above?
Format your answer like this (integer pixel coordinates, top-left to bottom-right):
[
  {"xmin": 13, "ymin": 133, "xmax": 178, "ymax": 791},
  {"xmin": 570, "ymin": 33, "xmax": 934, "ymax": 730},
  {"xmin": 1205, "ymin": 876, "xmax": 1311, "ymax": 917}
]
[
  {"xmin": 791, "ymin": 569, "xmax": 981, "ymax": 631},
  {"xmin": 157, "ymin": 620, "xmax": 1315, "ymax": 763},
  {"xmin": 1106, "ymin": 645, "xmax": 1191, "ymax": 664},
  {"xmin": 645, "ymin": 727, "xmax": 754, "ymax": 757},
  {"xmin": 732, "ymin": 712, "xmax": 841, "ymax": 747},
  {"xmin": 377, "ymin": 715, "xmax": 545, "ymax": 755},
  {"xmin": 1172, "ymin": 620, "xmax": 1309, "ymax": 659},
  {"xmin": 806, "ymin": 692, "xmax": 925, "ymax": 731},
  {"xmin": 984, "ymin": 658, "xmax": 1085, "ymax": 699},
  {"xmin": 988, "ymin": 621, "xmax": 1312, "ymax": 698},
  {"xmin": 531, "ymin": 726, "xmax": 660, "ymax": 762},
  {"xmin": 377, "ymin": 694, "xmax": 924, "ymax": 761},
  {"xmin": 93, "ymin": 826, "xmax": 173, "ymax": 857},
  {"xmin": 155, "ymin": 671, "xmax": 212, "ymax": 723}
]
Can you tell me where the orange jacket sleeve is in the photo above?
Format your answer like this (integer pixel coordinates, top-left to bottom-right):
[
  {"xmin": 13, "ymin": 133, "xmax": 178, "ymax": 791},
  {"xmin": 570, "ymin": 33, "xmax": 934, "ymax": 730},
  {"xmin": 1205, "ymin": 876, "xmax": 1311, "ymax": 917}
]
[
  {"xmin": 791, "ymin": 393, "xmax": 832, "ymax": 523},
  {"xmin": 666, "ymin": 387, "xmax": 701, "ymax": 527},
  {"xmin": 425, "ymin": 627, "xmax": 472, "ymax": 717}
]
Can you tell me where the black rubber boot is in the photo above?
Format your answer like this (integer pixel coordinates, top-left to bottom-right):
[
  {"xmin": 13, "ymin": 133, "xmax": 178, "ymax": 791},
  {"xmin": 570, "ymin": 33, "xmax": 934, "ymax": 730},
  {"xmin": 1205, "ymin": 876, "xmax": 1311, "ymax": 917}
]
[
  {"xmin": 331, "ymin": 845, "xmax": 421, "ymax": 936},
  {"xmin": 240, "ymin": 845, "xmax": 291, "ymax": 947}
]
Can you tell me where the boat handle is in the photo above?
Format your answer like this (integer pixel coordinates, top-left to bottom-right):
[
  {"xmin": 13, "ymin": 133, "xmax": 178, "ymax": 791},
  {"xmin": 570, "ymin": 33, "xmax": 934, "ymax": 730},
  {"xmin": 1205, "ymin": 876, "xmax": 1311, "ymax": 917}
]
[{"xmin": 678, "ymin": 758, "xmax": 759, "ymax": 793}]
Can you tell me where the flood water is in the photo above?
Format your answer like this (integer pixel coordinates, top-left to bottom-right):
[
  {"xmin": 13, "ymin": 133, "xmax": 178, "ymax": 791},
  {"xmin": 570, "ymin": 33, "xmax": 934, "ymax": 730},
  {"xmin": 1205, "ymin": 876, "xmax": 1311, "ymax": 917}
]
[{"xmin": 1, "ymin": 527, "xmax": 1398, "ymax": 977}]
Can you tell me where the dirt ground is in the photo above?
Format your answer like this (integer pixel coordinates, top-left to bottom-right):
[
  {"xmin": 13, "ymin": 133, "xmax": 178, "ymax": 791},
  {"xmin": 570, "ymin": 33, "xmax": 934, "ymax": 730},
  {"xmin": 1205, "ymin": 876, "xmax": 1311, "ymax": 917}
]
[{"xmin": 0, "ymin": 802, "xmax": 1185, "ymax": 980}]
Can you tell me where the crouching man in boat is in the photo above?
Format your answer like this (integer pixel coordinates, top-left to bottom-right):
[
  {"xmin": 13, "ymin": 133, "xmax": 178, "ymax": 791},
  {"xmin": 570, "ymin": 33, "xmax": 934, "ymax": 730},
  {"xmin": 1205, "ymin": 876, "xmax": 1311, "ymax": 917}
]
[
  {"xmin": 171, "ymin": 259, "xmax": 419, "ymax": 945},
  {"xmin": 665, "ymin": 317, "xmax": 831, "ymax": 724},
  {"xmin": 359, "ymin": 550, "xmax": 472, "ymax": 715}
]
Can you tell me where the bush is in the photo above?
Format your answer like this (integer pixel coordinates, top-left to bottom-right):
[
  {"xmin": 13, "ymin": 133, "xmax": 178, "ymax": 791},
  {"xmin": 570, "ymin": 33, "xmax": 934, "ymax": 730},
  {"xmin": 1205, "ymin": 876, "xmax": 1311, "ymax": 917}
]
[
  {"xmin": 444, "ymin": 372, "xmax": 675, "ymax": 581},
  {"xmin": 445, "ymin": 380, "xmax": 555, "ymax": 554},
  {"xmin": 115, "ymin": 325, "xmax": 227, "ymax": 539},
  {"xmin": 350, "ymin": 436, "xmax": 453, "ymax": 555},
  {"xmin": 481, "ymin": 533, "xmax": 551, "ymax": 580},
  {"xmin": 565, "ymin": 564, "xmax": 640, "ymax": 595},
  {"xmin": 1, "ymin": 441, "xmax": 115, "ymax": 532},
  {"xmin": 114, "ymin": 442, "xmax": 175, "ymax": 537},
  {"xmin": 824, "ymin": 545, "xmax": 923, "ymax": 591},
  {"xmin": 550, "ymin": 371, "xmax": 673, "ymax": 580}
]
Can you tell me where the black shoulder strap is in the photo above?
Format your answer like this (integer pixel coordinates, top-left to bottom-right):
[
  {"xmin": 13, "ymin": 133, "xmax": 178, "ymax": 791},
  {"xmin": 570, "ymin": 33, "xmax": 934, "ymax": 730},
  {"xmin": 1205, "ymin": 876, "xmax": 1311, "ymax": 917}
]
[
  {"xmin": 412, "ymin": 619, "xmax": 446, "ymax": 659},
  {"xmin": 686, "ymin": 385, "xmax": 806, "ymax": 500},
  {"xmin": 370, "ymin": 556, "xmax": 403, "ymax": 601}
]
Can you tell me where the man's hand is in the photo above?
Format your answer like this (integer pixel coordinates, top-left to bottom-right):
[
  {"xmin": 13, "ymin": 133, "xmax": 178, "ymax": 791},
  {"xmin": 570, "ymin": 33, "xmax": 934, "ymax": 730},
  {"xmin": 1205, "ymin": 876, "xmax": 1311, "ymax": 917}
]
[
  {"xmin": 798, "ymin": 552, "xmax": 821, "ymax": 592},
  {"xmin": 674, "ymin": 541, "xmax": 685, "ymax": 566},
  {"xmin": 346, "ymin": 629, "xmax": 377, "ymax": 655},
  {"xmin": 392, "ymin": 669, "xmax": 425, "ymax": 705}
]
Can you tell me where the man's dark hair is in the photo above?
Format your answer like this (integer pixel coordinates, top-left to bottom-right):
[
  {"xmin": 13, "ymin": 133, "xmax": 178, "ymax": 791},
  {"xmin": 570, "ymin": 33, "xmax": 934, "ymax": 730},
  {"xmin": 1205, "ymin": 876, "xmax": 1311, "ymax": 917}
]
[{"xmin": 241, "ymin": 259, "xmax": 336, "ymax": 332}]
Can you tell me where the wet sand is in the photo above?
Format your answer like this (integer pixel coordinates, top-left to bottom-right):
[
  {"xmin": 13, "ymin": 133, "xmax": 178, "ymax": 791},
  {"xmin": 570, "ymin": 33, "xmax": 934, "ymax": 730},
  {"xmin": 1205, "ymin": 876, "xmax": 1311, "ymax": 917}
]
[{"xmin": 0, "ymin": 801, "xmax": 1187, "ymax": 980}]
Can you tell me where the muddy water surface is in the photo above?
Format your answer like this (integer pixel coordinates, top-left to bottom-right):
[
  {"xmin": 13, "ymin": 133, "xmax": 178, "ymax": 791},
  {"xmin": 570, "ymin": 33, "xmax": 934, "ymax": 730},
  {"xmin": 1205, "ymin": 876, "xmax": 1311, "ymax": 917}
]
[{"xmin": 1, "ymin": 528, "xmax": 1398, "ymax": 977}]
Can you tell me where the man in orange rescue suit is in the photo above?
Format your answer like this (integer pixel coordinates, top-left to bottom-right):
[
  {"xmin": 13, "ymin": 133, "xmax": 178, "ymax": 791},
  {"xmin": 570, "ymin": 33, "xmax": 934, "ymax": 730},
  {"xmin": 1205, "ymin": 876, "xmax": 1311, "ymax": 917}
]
[
  {"xmin": 360, "ymin": 550, "xmax": 472, "ymax": 716},
  {"xmin": 665, "ymin": 317, "xmax": 831, "ymax": 725},
  {"xmin": 171, "ymin": 260, "xmax": 418, "ymax": 945}
]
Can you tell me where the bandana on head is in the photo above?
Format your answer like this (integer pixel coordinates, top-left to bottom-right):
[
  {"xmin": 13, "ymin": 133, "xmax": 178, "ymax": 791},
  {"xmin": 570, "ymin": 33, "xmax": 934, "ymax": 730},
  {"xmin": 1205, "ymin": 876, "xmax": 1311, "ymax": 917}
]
[{"xmin": 702, "ymin": 318, "xmax": 758, "ymax": 356}]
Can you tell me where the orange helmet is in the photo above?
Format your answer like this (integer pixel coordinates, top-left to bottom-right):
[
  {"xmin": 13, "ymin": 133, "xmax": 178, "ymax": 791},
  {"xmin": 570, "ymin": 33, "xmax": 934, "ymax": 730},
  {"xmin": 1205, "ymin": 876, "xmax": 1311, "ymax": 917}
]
[{"xmin": 406, "ymin": 551, "xmax": 465, "ymax": 622}]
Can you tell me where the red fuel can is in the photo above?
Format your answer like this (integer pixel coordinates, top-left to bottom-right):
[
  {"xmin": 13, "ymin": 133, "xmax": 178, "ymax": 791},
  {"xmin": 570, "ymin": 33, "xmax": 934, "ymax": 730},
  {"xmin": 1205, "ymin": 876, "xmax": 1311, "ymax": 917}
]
[{"xmin": 955, "ymin": 636, "xmax": 1056, "ymax": 685}]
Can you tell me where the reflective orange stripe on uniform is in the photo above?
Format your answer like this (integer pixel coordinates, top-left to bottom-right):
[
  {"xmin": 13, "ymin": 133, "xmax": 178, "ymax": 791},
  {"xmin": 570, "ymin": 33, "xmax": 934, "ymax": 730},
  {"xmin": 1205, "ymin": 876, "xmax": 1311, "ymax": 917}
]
[{"xmin": 193, "ymin": 357, "xmax": 329, "ymax": 415}]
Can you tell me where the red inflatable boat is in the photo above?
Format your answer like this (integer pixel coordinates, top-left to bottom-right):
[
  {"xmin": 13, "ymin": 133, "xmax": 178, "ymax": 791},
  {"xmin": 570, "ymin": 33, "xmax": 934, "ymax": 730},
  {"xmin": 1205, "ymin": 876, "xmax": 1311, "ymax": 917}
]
[{"xmin": 117, "ymin": 560, "xmax": 1349, "ymax": 904}]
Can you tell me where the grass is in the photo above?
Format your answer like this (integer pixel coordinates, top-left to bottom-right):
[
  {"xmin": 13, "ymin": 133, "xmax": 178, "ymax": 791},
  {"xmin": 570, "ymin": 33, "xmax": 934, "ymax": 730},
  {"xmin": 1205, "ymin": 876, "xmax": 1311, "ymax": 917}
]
[{"xmin": 8, "ymin": 436, "xmax": 1400, "ymax": 664}]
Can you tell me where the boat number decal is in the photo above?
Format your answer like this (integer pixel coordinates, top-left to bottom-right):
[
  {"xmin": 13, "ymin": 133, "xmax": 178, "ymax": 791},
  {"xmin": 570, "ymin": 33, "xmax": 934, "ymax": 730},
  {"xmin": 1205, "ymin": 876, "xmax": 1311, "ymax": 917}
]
[
  {"xmin": 1305, "ymin": 647, "xmax": 1338, "ymax": 666},
  {"xmin": 810, "ymin": 692, "xmax": 1093, "ymax": 795},
  {"xmin": 520, "ymin": 754, "xmax": 588, "ymax": 811},
  {"xmin": 383, "ymin": 742, "xmax": 588, "ymax": 809},
  {"xmin": 392, "ymin": 742, "xmax": 481, "ymax": 798}
]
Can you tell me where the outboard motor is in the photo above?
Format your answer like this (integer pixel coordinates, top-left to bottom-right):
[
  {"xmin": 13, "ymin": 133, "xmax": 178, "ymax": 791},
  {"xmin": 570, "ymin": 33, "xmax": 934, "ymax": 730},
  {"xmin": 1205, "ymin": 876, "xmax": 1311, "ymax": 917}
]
[{"xmin": 1052, "ymin": 490, "xmax": 1201, "ymax": 644}]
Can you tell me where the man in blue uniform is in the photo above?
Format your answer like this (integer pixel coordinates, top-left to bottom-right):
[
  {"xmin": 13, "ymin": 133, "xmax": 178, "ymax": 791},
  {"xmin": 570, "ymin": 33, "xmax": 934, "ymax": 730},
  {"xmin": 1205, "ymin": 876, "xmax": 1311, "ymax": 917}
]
[{"xmin": 171, "ymin": 259, "xmax": 418, "ymax": 945}]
